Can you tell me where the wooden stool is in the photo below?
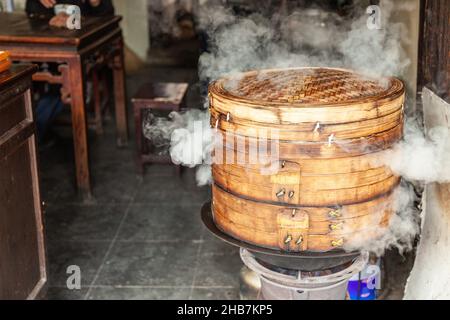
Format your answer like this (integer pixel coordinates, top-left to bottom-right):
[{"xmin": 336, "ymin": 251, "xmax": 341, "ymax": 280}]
[{"xmin": 132, "ymin": 82, "xmax": 189, "ymax": 175}]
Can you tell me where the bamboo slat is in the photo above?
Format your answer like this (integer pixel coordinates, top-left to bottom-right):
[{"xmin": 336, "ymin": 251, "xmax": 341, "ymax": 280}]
[
  {"xmin": 210, "ymin": 107, "xmax": 404, "ymax": 142},
  {"xmin": 213, "ymin": 164, "xmax": 400, "ymax": 206}
]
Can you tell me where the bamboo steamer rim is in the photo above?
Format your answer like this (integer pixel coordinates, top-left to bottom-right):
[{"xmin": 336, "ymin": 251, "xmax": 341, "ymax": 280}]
[{"xmin": 209, "ymin": 67, "xmax": 404, "ymax": 109}]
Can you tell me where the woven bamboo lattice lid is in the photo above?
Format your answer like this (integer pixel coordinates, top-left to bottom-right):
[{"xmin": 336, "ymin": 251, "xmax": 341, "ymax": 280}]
[{"xmin": 209, "ymin": 67, "xmax": 405, "ymax": 124}]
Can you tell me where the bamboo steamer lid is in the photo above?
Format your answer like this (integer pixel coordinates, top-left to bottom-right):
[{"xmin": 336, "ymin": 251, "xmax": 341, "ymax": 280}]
[
  {"xmin": 209, "ymin": 67, "xmax": 404, "ymax": 125},
  {"xmin": 209, "ymin": 67, "xmax": 405, "ymax": 253}
]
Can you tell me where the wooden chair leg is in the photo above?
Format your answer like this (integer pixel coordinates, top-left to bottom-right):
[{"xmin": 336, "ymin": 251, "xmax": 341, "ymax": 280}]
[
  {"xmin": 92, "ymin": 69, "xmax": 103, "ymax": 135},
  {"xmin": 112, "ymin": 38, "xmax": 128, "ymax": 147},
  {"xmin": 100, "ymin": 70, "xmax": 112, "ymax": 120},
  {"xmin": 134, "ymin": 105, "xmax": 144, "ymax": 175}
]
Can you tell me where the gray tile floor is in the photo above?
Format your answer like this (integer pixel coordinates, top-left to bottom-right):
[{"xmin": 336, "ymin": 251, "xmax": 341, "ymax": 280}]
[
  {"xmin": 42, "ymin": 143, "xmax": 241, "ymax": 301},
  {"xmin": 41, "ymin": 67, "xmax": 241, "ymax": 300},
  {"xmin": 40, "ymin": 66, "xmax": 414, "ymax": 300}
]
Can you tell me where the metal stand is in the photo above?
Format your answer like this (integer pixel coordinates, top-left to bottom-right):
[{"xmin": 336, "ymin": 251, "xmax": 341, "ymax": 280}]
[{"xmin": 240, "ymin": 249, "xmax": 368, "ymax": 300}]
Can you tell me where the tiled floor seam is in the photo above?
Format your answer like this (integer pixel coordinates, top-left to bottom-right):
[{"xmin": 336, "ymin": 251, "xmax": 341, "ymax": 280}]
[
  {"xmin": 187, "ymin": 228, "xmax": 206, "ymax": 300},
  {"xmin": 83, "ymin": 181, "xmax": 143, "ymax": 300}
]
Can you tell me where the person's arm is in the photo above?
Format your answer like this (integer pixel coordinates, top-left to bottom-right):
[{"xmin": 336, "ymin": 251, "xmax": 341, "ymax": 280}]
[
  {"xmin": 25, "ymin": 0, "xmax": 55, "ymax": 16},
  {"xmin": 86, "ymin": 0, "xmax": 114, "ymax": 16}
]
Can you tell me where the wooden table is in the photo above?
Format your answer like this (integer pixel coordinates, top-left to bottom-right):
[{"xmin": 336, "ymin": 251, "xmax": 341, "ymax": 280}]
[
  {"xmin": 0, "ymin": 64, "xmax": 47, "ymax": 299},
  {"xmin": 0, "ymin": 12, "xmax": 128, "ymax": 197}
]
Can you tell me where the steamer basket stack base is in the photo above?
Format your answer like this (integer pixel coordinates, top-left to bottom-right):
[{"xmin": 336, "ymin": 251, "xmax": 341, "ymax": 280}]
[
  {"xmin": 203, "ymin": 67, "xmax": 405, "ymax": 300},
  {"xmin": 202, "ymin": 202, "xmax": 368, "ymax": 300}
]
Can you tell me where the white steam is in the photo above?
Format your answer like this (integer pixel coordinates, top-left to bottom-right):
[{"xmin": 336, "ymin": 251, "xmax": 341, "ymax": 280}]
[
  {"xmin": 165, "ymin": 0, "xmax": 414, "ymax": 186},
  {"xmin": 143, "ymin": 112, "xmax": 187, "ymax": 153},
  {"xmin": 339, "ymin": 0, "xmax": 411, "ymax": 80},
  {"xmin": 198, "ymin": 0, "xmax": 411, "ymax": 82},
  {"xmin": 195, "ymin": 164, "xmax": 213, "ymax": 186},
  {"xmin": 344, "ymin": 181, "xmax": 421, "ymax": 256},
  {"xmin": 379, "ymin": 118, "xmax": 450, "ymax": 183},
  {"xmin": 169, "ymin": 109, "xmax": 212, "ymax": 169}
]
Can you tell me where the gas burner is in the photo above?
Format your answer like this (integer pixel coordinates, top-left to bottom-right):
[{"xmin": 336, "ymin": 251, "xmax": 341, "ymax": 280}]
[
  {"xmin": 201, "ymin": 202, "xmax": 360, "ymax": 271},
  {"xmin": 240, "ymin": 249, "xmax": 368, "ymax": 300}
]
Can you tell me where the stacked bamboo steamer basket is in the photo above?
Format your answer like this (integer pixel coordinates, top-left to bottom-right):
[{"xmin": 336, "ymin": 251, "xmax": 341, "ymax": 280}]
[{"xmin": 208, "ymin": 67, "xmax": 405, "ymax": 253}]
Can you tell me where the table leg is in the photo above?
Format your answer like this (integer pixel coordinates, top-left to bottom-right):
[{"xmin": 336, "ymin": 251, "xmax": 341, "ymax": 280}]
[
  {"xmin": 67, "ymin": 58, "xmax": 91, "ymax": 197},
  {"xmin": 113, "ymin": 37, "xmax": 128, "ymax": 147}
]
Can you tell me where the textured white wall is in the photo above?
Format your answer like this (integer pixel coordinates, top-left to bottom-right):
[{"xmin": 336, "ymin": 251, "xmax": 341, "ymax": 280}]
[
  {"xmin": 113, "ymin": 0, "xmax": 149, "ymax": 61},
  {"xmin": 1, "ymin": 0, "xmax": 25, "ymax": 10},
  {"xmin": 388, "ymin": 0, "xmax": 420, "ymax": 115}
]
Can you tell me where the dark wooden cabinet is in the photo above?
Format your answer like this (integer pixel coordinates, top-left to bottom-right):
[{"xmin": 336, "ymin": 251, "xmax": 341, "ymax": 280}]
[{"xmin": 0, "ymin": 65, "xmax": 47, "ymax": 300}]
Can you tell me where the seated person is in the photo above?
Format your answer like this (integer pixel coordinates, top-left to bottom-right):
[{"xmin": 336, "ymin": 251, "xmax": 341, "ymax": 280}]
[{"xmin": 26, "ymin": 0, "xmax": 114, "ymax": 17}]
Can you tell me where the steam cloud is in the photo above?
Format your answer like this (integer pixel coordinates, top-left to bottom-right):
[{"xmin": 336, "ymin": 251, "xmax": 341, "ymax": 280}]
[
  {"xmin": 142, "ymin": 0, "xmax": 441, "ymax": 254},
  {"xmin": 380, "ymin": 118, "xmax": 450, "ymax": 183},
  {"xmin": 198, "ymin": 0, "xmax": 410, "ymax": 83},
  {"xmin": 343, "ymin": 181, "xmax": 421, "ymax": 256},
  {"xmin": 170, "ymin": 0, "xmax": 413, "ymax": 181}
]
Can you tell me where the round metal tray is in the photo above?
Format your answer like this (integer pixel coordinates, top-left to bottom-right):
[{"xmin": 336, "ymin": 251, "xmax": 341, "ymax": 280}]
[{"xmin": 201, "ymin": 202, "xmax": 360, "ymax": 271}]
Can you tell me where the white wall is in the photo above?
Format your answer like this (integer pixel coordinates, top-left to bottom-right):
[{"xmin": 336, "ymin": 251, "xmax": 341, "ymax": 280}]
[
  {"xmin": 388, "ymin": 0, "xmax": 420, "ymax": 115},
  {"xmin": 113, "ymin": 0, "xmax": 149, "ymax": 61},
  {"xmin": 1, "ymin": 0, "xmax": 25, "ymax": 10}
]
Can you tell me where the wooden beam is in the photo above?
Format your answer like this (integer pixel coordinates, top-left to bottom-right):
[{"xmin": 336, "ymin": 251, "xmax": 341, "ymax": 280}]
[{"xmin": 418, "ymin": 0, "xmax": 450, "ymax": 103}]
